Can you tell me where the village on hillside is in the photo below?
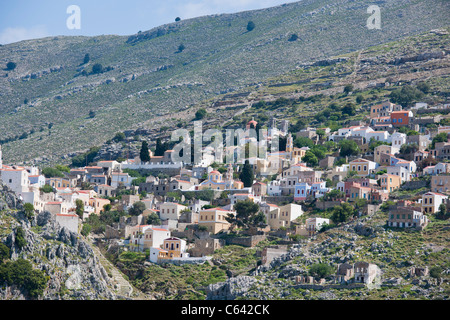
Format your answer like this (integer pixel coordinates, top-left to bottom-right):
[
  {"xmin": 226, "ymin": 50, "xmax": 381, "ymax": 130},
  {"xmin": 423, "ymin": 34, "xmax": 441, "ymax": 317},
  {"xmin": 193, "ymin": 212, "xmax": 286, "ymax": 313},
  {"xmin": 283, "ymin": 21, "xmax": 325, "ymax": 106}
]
[{"xmin": 1, "ymin": 98, "xmax": 449, "ymax": 288}]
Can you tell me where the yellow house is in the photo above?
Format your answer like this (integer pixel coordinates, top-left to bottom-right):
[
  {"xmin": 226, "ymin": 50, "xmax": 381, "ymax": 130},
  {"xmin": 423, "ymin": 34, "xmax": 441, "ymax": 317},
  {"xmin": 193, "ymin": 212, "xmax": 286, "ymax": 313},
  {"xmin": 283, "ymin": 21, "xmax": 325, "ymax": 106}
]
[
  {"xmin": 197, "ymin": 170, "xmax": 243, "ymax": 191},
  {"xmin": 380, "ymin": 173, "xmax": 401, "ymax": 192},
  {"xmin": 349, "ymin": 158, "xmax": 378, "ymax": 176},
  {"xmin": 47, "ymin": 177, "xmax": 73, "ymax": 188},
  {"xmin": 199, "ymin": 208, "xmax": 235, "ymax": 234},
  {"xmin": 160, "ymin": 237, "xmax": 187, "ymax": 259},
  {"xmin": 90, "ymin": 197, "xmax": 111, "ymax": 214},
  {"xmin": 267, "ymin": 203, "xmax": 303, "ymax": 230}
]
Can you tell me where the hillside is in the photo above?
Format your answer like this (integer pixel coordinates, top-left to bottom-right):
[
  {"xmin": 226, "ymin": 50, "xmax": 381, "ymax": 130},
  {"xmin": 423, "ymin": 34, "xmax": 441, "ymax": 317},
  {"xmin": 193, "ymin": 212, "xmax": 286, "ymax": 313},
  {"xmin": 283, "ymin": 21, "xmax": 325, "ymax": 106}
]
[
  {"xmin": 0, "ymin": 0, "xmax": 449, "ymax": 165},
  {"xmin": 40, "ymin": 27, "xmax": 449, "ymax": 168}
]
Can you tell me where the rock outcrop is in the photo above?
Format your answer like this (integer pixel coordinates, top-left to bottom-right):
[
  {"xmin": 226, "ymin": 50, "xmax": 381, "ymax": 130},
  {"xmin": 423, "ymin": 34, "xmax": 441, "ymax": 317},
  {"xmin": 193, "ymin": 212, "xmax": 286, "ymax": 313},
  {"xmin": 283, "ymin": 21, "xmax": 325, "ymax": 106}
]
[{"xmin": 0, "ymin": 186, "xmax": 117, "ymax": 300}]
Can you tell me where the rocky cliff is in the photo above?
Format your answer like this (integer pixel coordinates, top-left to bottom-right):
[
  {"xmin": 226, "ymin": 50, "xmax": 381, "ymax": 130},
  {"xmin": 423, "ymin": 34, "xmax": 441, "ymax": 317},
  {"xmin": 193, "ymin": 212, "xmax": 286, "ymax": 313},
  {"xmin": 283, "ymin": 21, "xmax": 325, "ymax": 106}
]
[{"xmin": 0, "ymin": 185, "xmax": 117, "ymax": 300}]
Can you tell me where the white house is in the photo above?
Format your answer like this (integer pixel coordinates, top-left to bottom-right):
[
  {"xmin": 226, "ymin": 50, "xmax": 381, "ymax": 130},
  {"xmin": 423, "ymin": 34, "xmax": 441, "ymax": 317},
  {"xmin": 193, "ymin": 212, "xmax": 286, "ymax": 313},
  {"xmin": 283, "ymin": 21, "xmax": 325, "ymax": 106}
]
[
  {"xmin": 393, "ymin": 159, "xmax": 417, "ymax": 174},
  {"xmin": 366, "ymin": 130, "xmax": 390, "ymax": 143},
  {"xmin": 390, "ymin": 132, "xmax": 407, "ymax": 149},
  {"xmin": 28, "ymin": 175, "xmax": 45, "ymax": 188},
  {"xmin": 143, "ymin": 227, "xmax": 171, "ymax": 250},
  {"xmin": 111, "ymin": 172, "xmax": 135, "ymax": 188},
  {"xmin": 310, "ymin": 181, "xmax": 330, "ymax": 199},
  {"xmin": 0, "ymin": 166, "xmax": 30, "ymax": 194},
  {"xmin": 267, "ymin": 180, "xmax": 281, "ymax": 196},
  {"xmin": 423, "ymin": 163, "xmax": 449, "ymax": 175},
  {"xmin": 229, "ymin": 193, "xmax": 260, "ymax": 206},
  {"xmin": 387, "ymin": 166, "xmax": 410, "ymax": 182},
  {"xmin": 306, "ymin": 217, "xmax": 330, "ymax": 236}
]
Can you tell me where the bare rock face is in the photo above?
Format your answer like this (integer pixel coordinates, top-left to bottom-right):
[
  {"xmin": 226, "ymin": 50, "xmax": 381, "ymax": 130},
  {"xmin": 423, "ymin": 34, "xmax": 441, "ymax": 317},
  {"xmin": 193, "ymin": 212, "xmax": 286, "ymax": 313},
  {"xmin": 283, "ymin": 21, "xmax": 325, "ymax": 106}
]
[{"xmin": 206, "ymin": 276, "xmax": 257, "ymax": 300}]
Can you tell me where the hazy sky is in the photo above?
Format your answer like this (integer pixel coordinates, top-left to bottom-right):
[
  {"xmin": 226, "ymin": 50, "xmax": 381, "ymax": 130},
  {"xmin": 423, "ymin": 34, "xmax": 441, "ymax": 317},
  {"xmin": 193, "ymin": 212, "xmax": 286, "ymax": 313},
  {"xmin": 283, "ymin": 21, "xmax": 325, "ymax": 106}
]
[{"xmin": 0, "ymin": 0, "xmax": 298, "ymax": 44}]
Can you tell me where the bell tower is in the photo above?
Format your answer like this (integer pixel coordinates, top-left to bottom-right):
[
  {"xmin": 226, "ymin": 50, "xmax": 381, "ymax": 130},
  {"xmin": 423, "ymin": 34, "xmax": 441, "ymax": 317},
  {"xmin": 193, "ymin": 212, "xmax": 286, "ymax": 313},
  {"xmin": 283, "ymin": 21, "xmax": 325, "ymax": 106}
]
[
  {"xmin": 286, "ymin": 133, "xmax": 293, "ymax": 153},
  {"xmin": 226, "ymin": 163, "xmax": 234, "ymax": 181}
]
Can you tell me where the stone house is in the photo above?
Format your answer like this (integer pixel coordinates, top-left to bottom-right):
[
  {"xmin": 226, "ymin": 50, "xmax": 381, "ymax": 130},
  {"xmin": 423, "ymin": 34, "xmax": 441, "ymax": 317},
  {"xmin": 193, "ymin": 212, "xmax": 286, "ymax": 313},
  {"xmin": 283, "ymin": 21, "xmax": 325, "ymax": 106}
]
[
  {"xmin": 432, "ymin": 141, "xmax": 450, "ymax": 161},
  {"xmin": 260, "ymin": 245, "xmax": 288, "ymax": 266},
  {"xmin": 431, "ymin": 174, "xmax": 450, "ymax": 193},
  {"xmin": 252, "ymin": 181, "xmax": 267, "ymax": 196},
  {"xmin": 336, "ymin": 263, "xmax": 355, "ymax": 283},
  {"xmin": 189, "ymin": 238, "xmax": 225, "ymax": 257},
  {"xmin": 409, "ymin": 267, "xmax": 429, "ymax": 277},
  {"xmin": 387, "ymin": 206, "xmax": 428, "ymax": 229},
  {"xmin": 353, "ymin": 262, "xmax": 379, "ymax": 284},
  {"xmin": 55, "ymin": 213, "xmax": 79, "ymax": 234},
  {"xmin": 319, "ymin": 156, "xmax": 336, "ymax": 170},
  {"xmin": 406, "ymin": 135, "xmax": 431, "ymax": 151}
]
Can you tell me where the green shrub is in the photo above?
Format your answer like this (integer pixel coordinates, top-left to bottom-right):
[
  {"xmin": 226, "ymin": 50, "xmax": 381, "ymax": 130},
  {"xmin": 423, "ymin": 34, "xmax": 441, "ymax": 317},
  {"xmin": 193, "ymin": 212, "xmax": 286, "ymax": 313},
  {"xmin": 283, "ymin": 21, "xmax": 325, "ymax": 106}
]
[
  {"xmin": 246, "ymin": 21, "xmax": 255, "ymax": 32},
  {"xmin": 40, "ymin": 184, "xmax": 54, "ymax": 193},
  {"xmin": 309, "ymin": 263, "xmax": 333, "ymax": 279},
  {"xmin": 81, "ymin": 224, "xmax": 92, "ymax": 237},
  {"xmin": 92, "ymin": 63, "xmax": 103, "ymax": 74},
  {"xmin": 430, "ymin": 266, "xmax": 442, "ymax": 279},
  {"xmin": 15, "ymin": 227, "xmax": 27, "ymax": 249},
  {"xmin": 195, "ymin": 108, "xmax": 207, "ymax": 120},
  {"xmin": 6, "ymin": 62, "xmax": 16, "ymax": 70},
  {"xmin": 23, "ymin": 203, "xmax": 35, "ymax": 220},
  {"xmin": 0, "ymin": 259, "xmax": 47, "ymax": 298},
  {"xmin": 0, "ymin": 243, "xmax": 10, "ymax": 263}
]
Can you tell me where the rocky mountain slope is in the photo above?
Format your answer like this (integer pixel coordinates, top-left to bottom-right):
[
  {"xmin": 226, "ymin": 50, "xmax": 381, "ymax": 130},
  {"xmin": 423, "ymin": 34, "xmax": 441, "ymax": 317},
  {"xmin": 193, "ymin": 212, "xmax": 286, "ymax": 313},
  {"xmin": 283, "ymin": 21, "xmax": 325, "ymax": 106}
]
[
  {"xmin": 0, "ymin": 0, "xmax": 449, "ymax": 164},
  {"xmin": 30, "ymin": 27, "xmax": 448, "ymax": 167},
  {"xmin": 206, "ymin": 211, "xmax": 450, "ymax": 300},
  {"xmin": 0, "ymin": 185, "xmax": 118, "ymax": 300}
]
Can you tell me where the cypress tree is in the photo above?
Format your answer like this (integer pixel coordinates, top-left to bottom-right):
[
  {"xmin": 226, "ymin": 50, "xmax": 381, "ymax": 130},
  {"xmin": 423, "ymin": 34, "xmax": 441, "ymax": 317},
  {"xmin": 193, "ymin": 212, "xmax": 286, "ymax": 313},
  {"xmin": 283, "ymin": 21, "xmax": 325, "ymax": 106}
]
[
  {"xmin": 155, "ymin": 138, "xmax": 165, "ymax": 156},
  {"xmin": 240, "ymin": 160, "xmax": 254, "ymax": 187},
  {"xmin": 140, "ymin": 141, "xmax": 150, "ymax": 163}
]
